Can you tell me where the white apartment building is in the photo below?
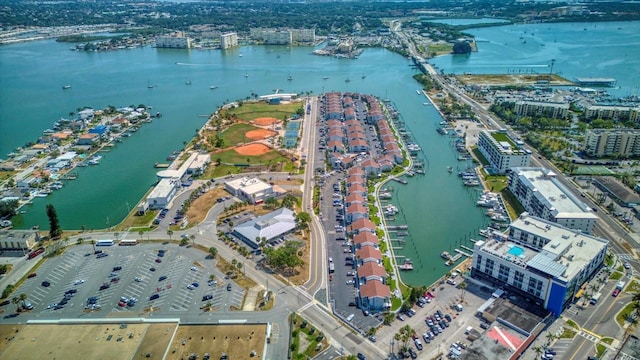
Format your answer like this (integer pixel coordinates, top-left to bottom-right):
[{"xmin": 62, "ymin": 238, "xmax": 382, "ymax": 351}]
[
  {"xmin": 155, "ymin": 31, "xmax": 192, "ymax": 49},
  {"xmin": 471, "ymin": 213, "xmax": 607, "ymax": 316},
  {"xmin": 291, "ymin": 28, "xmax": 315, "ymax": 43},
  {"xmin": 220, "ymin": 32, "xmax": 238, "ymax": 49},
  {"xmin": 514, "ymin": 100, "xmax": 570, "ymax": 119},
  {"xmin": 584, "ymin": 105, "xmax": 640, "ymax": 122},
  {"xmin": 584, "ymin": 129, "xmax": 640, "ymax": 157},
  {"xmin": 477, "ymin": 130, "xmax": 531, "ymax": 174},
  {"xmin": 508, "ymin": 167, "xmax": 598, "ymax": 233}
]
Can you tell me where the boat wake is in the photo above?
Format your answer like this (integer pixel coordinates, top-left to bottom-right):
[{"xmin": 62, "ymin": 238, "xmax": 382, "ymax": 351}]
[{"xmin": 175, "ymin": 62, "xmax": 215, "ymax": 67}]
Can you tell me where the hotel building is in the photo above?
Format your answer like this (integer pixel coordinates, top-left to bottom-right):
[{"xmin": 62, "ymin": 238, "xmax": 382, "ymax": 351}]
[{"xmin": 477, "ymin": 130, "xmax": 531, "ymax": 174}]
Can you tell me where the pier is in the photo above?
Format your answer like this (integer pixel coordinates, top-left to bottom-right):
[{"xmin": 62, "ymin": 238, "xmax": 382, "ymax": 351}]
[
  {"xmin": 390, "ymin": 177, "xmax": 408, "ymax": 184},
  {"xmin": 454, "ymin": 248, "xmax": 473, "ymax": 257},
  {"xmin": 154, "ymin": 163, "xmax": 170, "ymax": 168},
  {"xmin": 387, "ymin": 225, "xmax": 408, "ymax": 230}
]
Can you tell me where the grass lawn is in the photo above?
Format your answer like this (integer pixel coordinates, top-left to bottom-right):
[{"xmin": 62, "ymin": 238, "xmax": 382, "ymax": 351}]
[
  {"xmin": 290, "ymin": 314, "xmax": 329, "ymax": 360},
  {"xmin": 219, "ymin": 123, "xmax": 261, "ymax": 146},
  {"xmin": 610, "ymin": 271, "xmax": 623, "ymax": 281},
  {"xmin": 565, "ymin": 319, "xmax": 579, "ymax": 329},
  {"xmin": 428, "ymin": 43, "xmax": 453, "ymax": 56},
  {"xmin": 214, "ymin": 148, "xmax": 289, "ymax": 166},
  {"xmin": 558, "ymin": 327, "xmax": 576, "ymax": 339},
  {"xmin": 500, "ymin": 189, "xmax": 526, "ymax": 219},
  {"xmin": 615, "ymin": 301, "xmax": 636, "ymax": 326},
  {"xmin": 227, "ymin": 101, "xmax": 303, "ymax": 122}
]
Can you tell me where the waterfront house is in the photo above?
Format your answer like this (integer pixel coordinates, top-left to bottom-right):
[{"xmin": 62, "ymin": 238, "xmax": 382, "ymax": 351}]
[
  {"xmin": 356, "ymin": 245, "xmax": 382, "ymax": 264},
  {"xmin": 362, "ymin": 159, "xmax": 381, "ymax": 176},
  {"xmin": 77, "ymin": 108, "xmax": 95, "ymax": 121},
  {"xmin": 358, "ymin": 261, "xmax": 387, "ymax": 283},
  {"xmin": 346, "ymin": 203, "xmax": 368, "ymax": 224},
  {"xmin": 346, "ymin": 175, "xmax": 366, "ymax": 188},
  {"xmin": 77, "ymin": 133, "xmax": 100, "ymax": 146},
  {"xmin": 88, "ymin": 125, "xmax": 107, "ymax": 136},
  {"xmin": 353, "ymin": 231, "xmax": 378, "ymax": 247},
  {"xmin": 345, "ymin": 193, "xmax": 367, "ymax": 209},
  {"xmin": 347, "ymin": 167, "xmax": 366, "ymax": 178},
  {"xmin": 359, "ymin": 281, "xmax": 391, "ymax": 313},
  {"xmin": 348, "ymin": 218, "xmax": 376, "ymax": 235},
  {"xmin": 346, "ymin": 183, "xmax": 367, "ymax": 197},
  {"xmin": 377, "ymin": 156, "xmax": 395, "ymax": 172}
]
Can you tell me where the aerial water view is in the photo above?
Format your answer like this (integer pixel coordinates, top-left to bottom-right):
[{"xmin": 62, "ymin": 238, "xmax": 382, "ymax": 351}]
[{"xmin": 1, "ymin": 1, "xmax": 640, "ymax": 360}]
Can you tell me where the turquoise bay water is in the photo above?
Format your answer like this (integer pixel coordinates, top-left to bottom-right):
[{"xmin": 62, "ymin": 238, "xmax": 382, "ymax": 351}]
[
  {"xmin": 431, "ymin": 21, "xmax": 640, "ymax": 97},
  {"xmin": 2, "ymin": 21, "xmax": 638, "ymax": 285}
]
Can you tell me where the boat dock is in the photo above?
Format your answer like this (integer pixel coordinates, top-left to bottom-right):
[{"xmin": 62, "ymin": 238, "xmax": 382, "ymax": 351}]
[
  {"xmin": 391, "ymin": 177, "xmax": 408, "ymax": 184},
  {"xmin": 154, "ymin": 163, "xmax": 170, "ymax": 168},
  {"xmin": 387, "ymin": 225, "xmax": 408, "ymax": 230}
]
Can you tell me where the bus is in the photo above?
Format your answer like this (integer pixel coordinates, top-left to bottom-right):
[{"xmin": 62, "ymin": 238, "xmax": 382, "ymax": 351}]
[
  {"xmin": 590, "ymin": 293, "xmax": 601, "ymax": 305},
  {"xmin": 96, "ymin": 239, "xmax": 115, "ymax": 246},
  {"xmin": 119, "ymin": 239, "xmax": 138, "ymax": 246}
]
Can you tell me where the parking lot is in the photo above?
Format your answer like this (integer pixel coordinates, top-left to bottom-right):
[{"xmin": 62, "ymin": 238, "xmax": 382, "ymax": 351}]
[{"xmin": 1, "ymin": 243, "xmax": 245, "ymax": 320}]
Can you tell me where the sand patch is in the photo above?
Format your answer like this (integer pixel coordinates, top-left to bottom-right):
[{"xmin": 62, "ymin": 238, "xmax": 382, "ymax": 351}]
[
  {"xmin": 235, "ymin": 143, "xmax": 271, "ymax": 156},
  {"xmin": 246, "ymin": 129, "xmax": 277, "ymax": 140},
  {"xmin": 252, "ymin": 117, "xmax": 280, "ymax": 126}
]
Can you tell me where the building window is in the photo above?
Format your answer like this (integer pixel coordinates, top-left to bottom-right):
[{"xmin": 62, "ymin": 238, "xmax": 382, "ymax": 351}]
[
  {"xmin": 498, "ymin": 264, "xmax": 510, "ymax": 282},
  {"xmin": 476, "ymin": 255, "xmax": 483, "ymax": 270},
  {"xmin": 484, "ymin": 259, "xmax": 495, "ymax": 274}
]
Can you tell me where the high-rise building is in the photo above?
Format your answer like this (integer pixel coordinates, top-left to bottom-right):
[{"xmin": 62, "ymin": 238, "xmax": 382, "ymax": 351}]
[{"xmin": 220, "ymin": 32, "xmax": 238, "ymax": 49}]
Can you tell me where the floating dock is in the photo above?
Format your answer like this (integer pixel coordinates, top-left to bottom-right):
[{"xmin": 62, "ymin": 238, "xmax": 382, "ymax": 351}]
[{"xmin": 387, "ymin": 225, "xmax": 408, "ymax": 230}]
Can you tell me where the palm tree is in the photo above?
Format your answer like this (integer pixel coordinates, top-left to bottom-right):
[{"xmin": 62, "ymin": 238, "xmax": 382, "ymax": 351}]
[
  {"xmin": 167, "ymin": 230, "xmax": 173, "ymax": 241},
  {"xmin": 533, "ymin": 346, "xmax": 543, "ymax": 357},
  {"xmin": 19, "ymin": 293, "xmax": 27, "ymax": 309},
  {"xmin": 11, "ymin": 296, "xmax": 20, "ymax": 312},
  {"xmin": 190, "ymin": 234, "xmax": 196, "ymax": 246},
  {"xmin": 545, "ymin": 333, "xmax": 556, "ymax": 346},
  {"xmin": 460, "ymin": 281, "xmax": 467, "ymax": 303},
  {"xmin": 91, "ymin": 239, "xmax": 96, "ymax": 254}
]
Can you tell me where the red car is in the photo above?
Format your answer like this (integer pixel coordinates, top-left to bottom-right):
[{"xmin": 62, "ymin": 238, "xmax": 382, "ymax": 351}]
[
  {"xmin": 118, "ymin": 301, "xmax": 126, "ymax": 307},
  {"xmin": 612, "ymin": 288, "xmax": 621, "ymax": 297}
]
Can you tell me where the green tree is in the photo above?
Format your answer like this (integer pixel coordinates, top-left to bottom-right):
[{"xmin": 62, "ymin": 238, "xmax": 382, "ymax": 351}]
[
  {"xmin": 167, "ymin": 230, "xmax": 173, "ymax": 241},
  {"xmin": 295, "ymin": 212, "xmax": 311, "ymax": 230},
  {"xmin": 452, "ymin": 41, "xmax": 471, "ymax": 54},
  {"xmin": 46, "ymin": 204, "xmax": 62, "ymax": 239},
  {"xmin": 263, "ymin": 241, "xmax": 303, "ymax": 274},
  {"xmin": 281, "ymin": 194, "xmax": 297, "ymax": 210},
  {"xmin": 11, "ymin": 296, "xmax": 19, "ymax": 312},
  {"xmin": 18, "ymin": 293, "xmax": 27, "ymax": 309},
  {"xmin": 0, "ymin": 199, "xmax": 19, "ymax": 218},
  {"xmin": 208, "ymin": 246, "xmax": 218, "ymax": 259}
]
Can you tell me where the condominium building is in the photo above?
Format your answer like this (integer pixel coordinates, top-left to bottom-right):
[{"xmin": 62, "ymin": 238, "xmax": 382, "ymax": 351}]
[
  {"xmin": 291, "ymin": 28, "xmax": 315, "ymax": 43},
  {"xmin": 514, "ymin": 100, "xmax": 569, "ymax": 119},
  {"xmin": 220, "ymin": 32, "xmax": 238, "ymax": 49},
  {"xmin": 584, "ymin": 105, "xmax": 640, "ymax": 122},
  {"xmin": 584, "ymin": 129, "xmax": 640, "ymax": 157},
  {"xmin": 508, "ymin": 167, "xmax": 598, "ymax": 233},
  {"xmin": 477, "ymin": 130, "xmax": 531, "ymax": 174},
  {"xmin": 155, "ymin": 31, "xmax": 191, "ymax": 49},
  {"xmin": 471, "ymin": 213, "xmax": 608, "ymax": 316}
]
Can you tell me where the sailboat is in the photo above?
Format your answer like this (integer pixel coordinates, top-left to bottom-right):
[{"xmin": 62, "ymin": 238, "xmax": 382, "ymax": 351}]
[{"xmin": 287, "ymin": 75, "xmax": 293, "ymax": 81}]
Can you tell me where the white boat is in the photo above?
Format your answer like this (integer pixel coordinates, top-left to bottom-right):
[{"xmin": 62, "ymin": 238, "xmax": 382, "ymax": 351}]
[
  {"xmin": 0, "ymin": 220, "xmax": 12, "ymax": 227},
  {"xmin": 62, "ymin": 85, "xmax": 71, "ymax": 90},
  {"xmin": 323, "ymin": 76, "xmax": 329, "ymax": 80},
  {"xmin": 49, "ymin": 182, "xmax": 64, "ymax": 190},
  {"xmin": 88, "ymin": 155, "xmax": 102, "ymax": 165},
  {"xmin": 287, "ymin": 75, "xmax": 293, "ymax": 81},
  {"xmin": 210, "ymin": 85, "xmax": 218, "ymax": 90},
  {"xmin": 416, "ymin": 90, "xmax": 421, "ymax": 95},
  {"xmin": 185, "ymin": 80, "xmax": 192, "ymax": 85}
]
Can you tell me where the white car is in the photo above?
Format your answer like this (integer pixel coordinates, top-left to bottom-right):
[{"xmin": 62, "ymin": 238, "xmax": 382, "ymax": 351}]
[
  {"xmin": 624, "ymin": 262, "xmax": 631, "ymax": 269},
  {"xmin": 346, "ymin": 280, "xmax": 354, "ymax": 285},
  {"xmin": 190, "ymin": 266, "xmax": 198, "ymax": 271},
  {"xmin": 74, "ymin": 279, "xmax": 85, "ymax": 285}
]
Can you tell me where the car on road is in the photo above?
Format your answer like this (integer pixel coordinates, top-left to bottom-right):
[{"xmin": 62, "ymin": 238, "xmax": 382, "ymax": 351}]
[
  {"xmin": 368, "ymin": 335, "xmax": 376, "ymax": 342},
  {"xmin": 613, "ymin": 288, "xmax": 621, "ymax": 297},
  {"xmin": 624, "ymin": 262, "xmax": 631, "ymax": 269},
  {"xmin": 41, "ymin": 281, "xmax": 50, "ymax": 287}
]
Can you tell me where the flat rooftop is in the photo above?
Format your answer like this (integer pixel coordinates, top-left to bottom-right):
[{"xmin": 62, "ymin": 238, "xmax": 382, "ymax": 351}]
[
  {"xmin": 512, "ymin": 167, "xmax": 597, "ymax": 219},
  {"xmin": 510, "ymin": 214, "xmax": 608, "ymax": 281},
  {"xmin": 484, "ymin": 297, "xmax": 546, "ymax": 335}
]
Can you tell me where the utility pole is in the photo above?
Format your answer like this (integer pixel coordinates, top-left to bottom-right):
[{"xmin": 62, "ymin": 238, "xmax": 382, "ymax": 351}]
[{"xmin": 549, "ymin": 59, "xmax": 556, "ymax": 75}]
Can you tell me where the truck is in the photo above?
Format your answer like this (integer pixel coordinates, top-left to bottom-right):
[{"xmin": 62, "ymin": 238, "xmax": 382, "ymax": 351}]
[
  {"xmin": 328, "ymin": 263, "xmax": 335, "ymax": 273},
  {"xmin": 590, "ymin": 293, "xmax": 601, "ymax": 305},
  {"xmin": 617, "ymin": 281, "xmax": 626, "ymax": 290}
]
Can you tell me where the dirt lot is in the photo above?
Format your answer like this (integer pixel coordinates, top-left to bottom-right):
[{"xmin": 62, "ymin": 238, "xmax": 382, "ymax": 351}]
[
  {"xmin": 166, "ymin": 324, "xmax": 267, "ymax": 360},
  {"xmin": 235, "ymin": 143, "xmax": 271, "ymax": 156},
  {"xmin": 0, "ymin": 323, "xmax": 267, "ymax": 360},
  {"xmin": 456, "ymin": 73, "xmax": 574, "ymax": 87},
  {"xmin": 184, "ymin": 186, "xmax": 230, "ymax": 226},
  {"xmin": 252, "ymin": 117, "xmax": 281, "ymax": 126},
  {"xmin": 246, "ymin": 129, "xmax": 277, "ymax": 140},
  {"xmin": 0, "ymin": 323, "xmax": 154, "ymax": 360}
]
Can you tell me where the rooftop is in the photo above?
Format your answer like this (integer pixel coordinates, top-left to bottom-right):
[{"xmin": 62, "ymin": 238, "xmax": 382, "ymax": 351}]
[
  {"xmin": 483, "ymin": 297, "xmax": 547, "ymax": 335},
  {"xmin": 511, "ymin": 167, "xmax": 597, "ymax": 219},
  {"xmin": 233, "ymin": 208, "xmax": 296, "ymax": 244}
]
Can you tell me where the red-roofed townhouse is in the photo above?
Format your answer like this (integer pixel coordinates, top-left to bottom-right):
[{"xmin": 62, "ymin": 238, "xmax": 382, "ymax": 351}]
[
  {"xmin": 359, "ymin": 281, "xmax": 391, "ymax": 312},
  {"xmin": 355, "ymin": 245, "xmax": 382, "ymax": 265},
  {"xmin": 347, "ymin": 183, "xmax": 367, "ymax": 197},
  {"xmin": 346, "ymin": 203, "xmax": 368, "ymax": 224},
  {"xmin": 345, "ymin": 193, "xmax": 367, "ymax": 208},
  {"xmin": 353, "ymin": 231, "xmax": 378, "ymax": 248},
  {"xmin": 361, "ymin": 159, "xmax": 381, "ymax": 176},
  {"xmin": 328, "ymin": 140, "xmax": 345, "ymax": 153},
  {"xmin": 348, "ymin": 218, "xmax": 376, "ymax": 235},
  {"xmin": 358, "ymin": 262, "xmax": 387, "ymax": 284}
]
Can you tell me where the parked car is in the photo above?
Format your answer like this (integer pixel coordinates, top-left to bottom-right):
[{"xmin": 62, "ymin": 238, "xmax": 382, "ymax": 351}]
[
  {"xmin": 41, "ymin": 281, "xmax": 51, "ymax": 287},
  {"xmin": 149, "ymin": 294, "xmax": 160, "ymax": 301},
  {"xmin": 27, "ymin": 273, "xmax": 37, "ymax": 278},
  {"xmin": 202, "ymin": 294, "xmax": 213, "ymax": 301}
]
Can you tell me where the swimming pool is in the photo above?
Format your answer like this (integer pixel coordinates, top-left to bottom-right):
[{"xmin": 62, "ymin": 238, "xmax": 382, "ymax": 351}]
[{"xmin": 508, "ymin": 245, "xmax": 525, "ymax": 257}]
